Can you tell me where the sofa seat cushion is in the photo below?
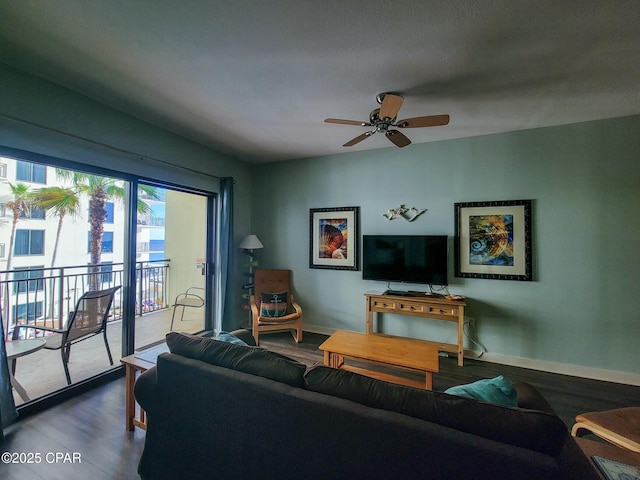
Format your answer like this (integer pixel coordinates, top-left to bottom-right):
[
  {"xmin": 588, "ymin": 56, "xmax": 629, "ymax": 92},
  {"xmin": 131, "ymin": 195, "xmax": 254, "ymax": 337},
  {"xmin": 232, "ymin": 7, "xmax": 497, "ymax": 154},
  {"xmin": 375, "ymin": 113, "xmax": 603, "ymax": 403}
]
[
  {"xmin": 305, "ymin": 366, "xmax": 568, "ymax": 456},
  {"xmin": 166, "ymin": 332, "xmax": 306, "ymax": 387}
]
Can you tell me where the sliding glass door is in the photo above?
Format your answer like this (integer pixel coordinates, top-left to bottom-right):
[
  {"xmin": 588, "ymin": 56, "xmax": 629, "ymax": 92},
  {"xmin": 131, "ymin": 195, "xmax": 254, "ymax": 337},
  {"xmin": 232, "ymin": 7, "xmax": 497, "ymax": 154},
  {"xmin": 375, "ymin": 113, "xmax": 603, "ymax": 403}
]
[
  {"xmin": 0, "ymin": 154, "xmax": 217, "ymax": 405},
  {"xmin": 0, "ymin": 157, "xmax": 129, "ymax": 403},
  {"xmin": 134, "ymin": 184, "xmax": 211, "ymax": 350}
]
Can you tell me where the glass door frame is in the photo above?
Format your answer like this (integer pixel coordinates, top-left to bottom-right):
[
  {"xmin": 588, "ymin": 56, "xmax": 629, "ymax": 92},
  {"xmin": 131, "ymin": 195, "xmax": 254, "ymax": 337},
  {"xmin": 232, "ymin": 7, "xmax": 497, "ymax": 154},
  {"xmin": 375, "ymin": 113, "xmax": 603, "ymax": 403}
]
[
  {"xmin": 0, "ymin": 145, "xmax": 218, "ymax": 372},
  {"xmin": 131, "ymin": 179, "xmax": 217, "ymax": 351}
]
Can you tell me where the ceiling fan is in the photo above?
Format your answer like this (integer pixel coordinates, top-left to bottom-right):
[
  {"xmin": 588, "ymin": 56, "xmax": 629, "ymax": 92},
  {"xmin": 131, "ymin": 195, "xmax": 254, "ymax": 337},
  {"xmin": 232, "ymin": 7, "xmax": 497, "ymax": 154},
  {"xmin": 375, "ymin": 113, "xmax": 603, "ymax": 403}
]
[{"xmin": 324, "ymin": 92, "xmax": 450, "ymax": 148}]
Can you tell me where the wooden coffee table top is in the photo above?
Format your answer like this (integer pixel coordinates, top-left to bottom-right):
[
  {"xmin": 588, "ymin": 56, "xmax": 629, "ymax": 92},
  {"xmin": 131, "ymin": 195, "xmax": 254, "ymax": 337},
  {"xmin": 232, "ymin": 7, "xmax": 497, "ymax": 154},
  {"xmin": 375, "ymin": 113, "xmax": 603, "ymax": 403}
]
[{"xmin": 319, "ymin": 330, "xmax": 439, "ymax": 372}]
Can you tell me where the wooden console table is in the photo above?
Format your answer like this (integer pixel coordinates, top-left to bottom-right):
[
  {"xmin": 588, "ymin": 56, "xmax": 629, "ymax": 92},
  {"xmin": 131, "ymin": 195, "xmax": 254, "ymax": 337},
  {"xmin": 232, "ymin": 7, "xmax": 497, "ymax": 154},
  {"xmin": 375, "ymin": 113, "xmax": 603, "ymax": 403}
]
[{"xmin": 365, "ymin": 292, "xmax": 467, "ymax": 366}]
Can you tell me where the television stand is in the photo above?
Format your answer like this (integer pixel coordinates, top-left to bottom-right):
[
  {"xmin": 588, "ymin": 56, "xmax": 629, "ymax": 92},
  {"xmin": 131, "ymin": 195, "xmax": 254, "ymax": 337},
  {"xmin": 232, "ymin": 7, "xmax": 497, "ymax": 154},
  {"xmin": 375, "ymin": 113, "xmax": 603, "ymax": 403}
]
[{"xmin": 365, "ymin": 292, "xmax": 467, "ymax": 366}]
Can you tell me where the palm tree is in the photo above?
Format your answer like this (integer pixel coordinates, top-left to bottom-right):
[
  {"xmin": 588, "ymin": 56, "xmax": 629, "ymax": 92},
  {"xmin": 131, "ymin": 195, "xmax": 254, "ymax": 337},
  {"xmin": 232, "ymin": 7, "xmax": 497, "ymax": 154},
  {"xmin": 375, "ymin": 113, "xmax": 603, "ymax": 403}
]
[
  {"xmin": 31, "ymin": 186, "xmax": 81, "ymax": 321},
  {"xmin": 55, "ymin": 169, "xmax": 158, "ymax": 288},
  {"xmin": 32, "ymin": 186, "xmax": 82, "ymax": 268},
  {"xmin": 5, "ymin": 182, "xmax": 33, "ymax": 271}
]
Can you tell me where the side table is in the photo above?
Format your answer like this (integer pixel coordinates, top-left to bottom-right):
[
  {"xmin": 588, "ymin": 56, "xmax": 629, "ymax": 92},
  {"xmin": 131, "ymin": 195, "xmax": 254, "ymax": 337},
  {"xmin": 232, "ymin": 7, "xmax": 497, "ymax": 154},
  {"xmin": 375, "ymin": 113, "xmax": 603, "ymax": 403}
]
[
  {"xmin": 121, "ymin": 342, "xmax": 170, "ymax": 431},
  {"xmin": 121, "ymin": 354, "xmax": 155, "ymax": 431},
  {"xmin": 575, "ymin": 437, "xmax": 640, "ymax": 479},
  {"xmin": 6, "ymin": 338, "xmax": 46, "ymax": 402}
]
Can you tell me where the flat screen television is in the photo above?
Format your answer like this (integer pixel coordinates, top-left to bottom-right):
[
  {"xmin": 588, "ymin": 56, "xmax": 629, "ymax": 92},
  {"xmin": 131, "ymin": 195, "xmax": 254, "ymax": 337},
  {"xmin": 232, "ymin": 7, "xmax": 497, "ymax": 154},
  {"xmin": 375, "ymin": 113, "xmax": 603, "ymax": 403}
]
[{"xmin": 362, "ymin": 235, "xmax": 448, "ymax": 286}]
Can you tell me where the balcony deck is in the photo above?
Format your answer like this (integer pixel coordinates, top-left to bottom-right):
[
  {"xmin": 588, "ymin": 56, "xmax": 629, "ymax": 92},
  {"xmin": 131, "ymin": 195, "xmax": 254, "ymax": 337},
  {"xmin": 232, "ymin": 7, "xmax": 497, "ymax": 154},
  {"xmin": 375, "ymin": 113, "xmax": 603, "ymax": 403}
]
[{"xmin": 8, "ymin": 307, "xmax": 204, "ymax": 405}]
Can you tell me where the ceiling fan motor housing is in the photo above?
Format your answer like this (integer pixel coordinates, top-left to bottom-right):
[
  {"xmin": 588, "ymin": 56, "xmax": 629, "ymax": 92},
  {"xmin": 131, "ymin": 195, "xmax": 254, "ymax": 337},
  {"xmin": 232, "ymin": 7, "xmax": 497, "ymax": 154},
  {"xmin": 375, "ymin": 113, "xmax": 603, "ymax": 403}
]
[{"xmin": 369, "ymin": 108, "xmax": 395, "ymax": 132}]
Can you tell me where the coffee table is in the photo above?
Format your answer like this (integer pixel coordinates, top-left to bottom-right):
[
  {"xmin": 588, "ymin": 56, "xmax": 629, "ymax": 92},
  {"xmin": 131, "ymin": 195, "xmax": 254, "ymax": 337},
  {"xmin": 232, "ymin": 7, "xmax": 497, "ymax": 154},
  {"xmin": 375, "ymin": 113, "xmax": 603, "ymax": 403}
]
[
  {"xmin": 6, "ymin": 338, "xmax": 46, "ymax": 401},
  {"xmin": 318, "ymin": 330, "xmax": 439, "ymax": 389}
]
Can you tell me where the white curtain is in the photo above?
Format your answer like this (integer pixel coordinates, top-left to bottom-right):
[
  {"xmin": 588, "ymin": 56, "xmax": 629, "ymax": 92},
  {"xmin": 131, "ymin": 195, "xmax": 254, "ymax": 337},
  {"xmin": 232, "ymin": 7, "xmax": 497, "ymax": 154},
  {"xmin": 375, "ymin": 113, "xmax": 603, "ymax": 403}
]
[
  {"xmin": 217, "ymin": 177, "xmax": 236, "ymax": 331},
  {"xmin": 0, "ymin": 296, "xmax": 18, "ymax": 441}
]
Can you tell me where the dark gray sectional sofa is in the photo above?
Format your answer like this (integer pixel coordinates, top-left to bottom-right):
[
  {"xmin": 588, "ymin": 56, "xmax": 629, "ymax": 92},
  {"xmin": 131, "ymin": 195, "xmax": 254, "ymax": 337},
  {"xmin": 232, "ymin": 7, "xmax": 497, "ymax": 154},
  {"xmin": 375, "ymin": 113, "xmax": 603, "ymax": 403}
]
[{"xmin": 134, "ymin": 332, "xmax": 599, "ymax": 480}]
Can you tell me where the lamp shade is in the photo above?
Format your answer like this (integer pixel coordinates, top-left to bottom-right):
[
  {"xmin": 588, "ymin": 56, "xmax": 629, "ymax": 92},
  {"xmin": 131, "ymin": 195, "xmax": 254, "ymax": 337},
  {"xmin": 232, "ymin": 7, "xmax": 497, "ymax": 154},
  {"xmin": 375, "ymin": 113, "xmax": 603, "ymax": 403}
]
[{"xmin": 239, "ymin": 234, "xmax": 264, "ymax": 250}]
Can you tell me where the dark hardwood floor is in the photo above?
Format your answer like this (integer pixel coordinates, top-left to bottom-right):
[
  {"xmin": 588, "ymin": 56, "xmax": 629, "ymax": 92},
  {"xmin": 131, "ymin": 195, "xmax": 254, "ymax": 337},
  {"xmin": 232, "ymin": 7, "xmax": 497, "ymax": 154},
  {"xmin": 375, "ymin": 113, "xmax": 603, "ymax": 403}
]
[
  {"xmin": 1, "ymin": 331, "xmax": 638, "ymax": 479},
  {"xmin": 260, "ymin": 332, "xmax": 640, "ymax": 429},
  {"xmin": 1, "ymin": 376, "xmax": 146, "ymax": 480}
]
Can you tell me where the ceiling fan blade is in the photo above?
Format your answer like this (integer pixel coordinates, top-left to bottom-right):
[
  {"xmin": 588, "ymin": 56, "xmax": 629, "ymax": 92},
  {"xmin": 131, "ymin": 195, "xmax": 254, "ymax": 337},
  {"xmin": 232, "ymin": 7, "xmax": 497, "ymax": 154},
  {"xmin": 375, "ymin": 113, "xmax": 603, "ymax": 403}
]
[
  {"xmin": 325, "ymin": 118, "xmax": 371, "ymax": 126},
  {"xmin": 396, "ymin": 114, "xmax": 450, "ymax": 128},
  {"xmin": 385, "ymin": 130, "xmax": 411, "ymax": 147},
  {"xmin": 343, "ymin": 131, "xmax": 375, "ymax": 147},
  {"xmin": 379, "ymin": 94, "xmax": 404, "ymax": 120}
]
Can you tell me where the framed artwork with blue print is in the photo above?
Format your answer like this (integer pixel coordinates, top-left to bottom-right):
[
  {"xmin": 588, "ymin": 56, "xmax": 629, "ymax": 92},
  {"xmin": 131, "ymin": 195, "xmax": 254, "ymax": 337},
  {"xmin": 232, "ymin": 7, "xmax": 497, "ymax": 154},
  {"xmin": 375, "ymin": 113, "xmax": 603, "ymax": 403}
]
[{"xmin": 454, "ymin": 200, "xmax": 532, "ymax": 281}]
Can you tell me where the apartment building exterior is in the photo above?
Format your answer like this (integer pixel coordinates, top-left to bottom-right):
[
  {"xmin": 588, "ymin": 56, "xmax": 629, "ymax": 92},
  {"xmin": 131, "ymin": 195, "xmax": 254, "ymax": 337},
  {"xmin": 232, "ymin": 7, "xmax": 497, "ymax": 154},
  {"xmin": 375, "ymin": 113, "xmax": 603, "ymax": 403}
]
[{"xmin": 0, "ymin": 156, "xmax": 166, "ymax": 328}]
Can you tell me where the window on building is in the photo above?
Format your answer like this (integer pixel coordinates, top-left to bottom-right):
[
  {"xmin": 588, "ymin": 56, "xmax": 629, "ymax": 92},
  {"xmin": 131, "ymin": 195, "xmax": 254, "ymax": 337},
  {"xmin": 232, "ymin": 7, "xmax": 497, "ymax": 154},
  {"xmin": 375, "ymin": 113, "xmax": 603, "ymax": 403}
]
[
  {"xmin": 15, "ymin": 160, "xmax": 46, "ymax": 184},
  {"xmin": 20, "ymin": 206, "xmax": 45, "ymax": 219},
  {"xmin": 14, "ymin": 230, "xmax": 45, "ymax": 255},
  {"xmin": 88, "ymin": 201, "xmax": 115, "ymax": 223},
  {"xmin": 0, "ymin": 204, "xmax": 6, "ymax": 217},
  {"xmin": 12, "ymin": 301, "xmax": 44, "ymax": 323},
  {"xmin": 0, "ymin": 243, "xmax": 5, "ymax": 258},
  {"xmin": 13, "ymin": 266, "xmax": 45, "ymax": 294},
  {"xmin": 0, "ymin": 162, "xmax": 7, "ymax": 179},
  {"xmin": 149, "ymin": 239, "xmax": 164, "ymax": 252},
  {"xmin": 100, "ymin": 262, "xmax": 113, "ymax": 283},
  {"xmin": 87, "ymin": 231, "xmax": 114, "ymax": 253},
  {"xmin": 105, "ymin": 202, "xmax": 114, "ymax": 223}
]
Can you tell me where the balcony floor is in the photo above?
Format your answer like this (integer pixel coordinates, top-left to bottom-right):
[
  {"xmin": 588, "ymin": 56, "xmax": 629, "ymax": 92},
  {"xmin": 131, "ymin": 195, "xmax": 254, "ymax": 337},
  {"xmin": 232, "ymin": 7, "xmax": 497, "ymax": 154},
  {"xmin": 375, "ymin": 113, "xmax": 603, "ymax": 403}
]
[{"xmin": 8, "ymin": 307, "xmax": 203, "ymax": 405}]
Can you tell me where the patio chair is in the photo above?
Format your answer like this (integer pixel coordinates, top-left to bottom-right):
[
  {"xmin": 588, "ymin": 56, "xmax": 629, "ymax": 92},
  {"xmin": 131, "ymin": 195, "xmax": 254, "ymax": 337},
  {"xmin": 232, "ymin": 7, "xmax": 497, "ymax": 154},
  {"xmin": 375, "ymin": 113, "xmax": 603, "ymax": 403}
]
[
  {"xmin": 12, "ymin": 286, "xmax": 121, "ymax": 385},
  {"xmin": 170, "ymin": 287, "xmax": 205, "ymax": 331}
]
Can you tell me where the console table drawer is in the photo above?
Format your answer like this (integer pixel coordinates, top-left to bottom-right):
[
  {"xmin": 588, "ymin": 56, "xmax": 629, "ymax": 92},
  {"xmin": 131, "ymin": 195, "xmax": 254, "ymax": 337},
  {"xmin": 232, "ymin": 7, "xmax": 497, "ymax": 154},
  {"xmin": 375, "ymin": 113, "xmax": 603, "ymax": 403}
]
[
  {"xmin": 371, "ymin": 299, "xmax": 397, "ymax": 311},
  {"xmin": 398, "ymin": 302, "xmax": 425, "ymax": 313},
  {"xmin": 425, "ymin": 305, "xmax": 458, "ymax": 318}
]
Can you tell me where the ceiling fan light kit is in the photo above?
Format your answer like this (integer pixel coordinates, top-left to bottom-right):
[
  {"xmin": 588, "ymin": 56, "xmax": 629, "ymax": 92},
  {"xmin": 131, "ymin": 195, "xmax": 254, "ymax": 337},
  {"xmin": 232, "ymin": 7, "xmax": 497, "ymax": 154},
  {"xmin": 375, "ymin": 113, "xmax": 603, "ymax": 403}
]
[{"xmin": 325, "ymin": 93, "xmax": 450, "ymax": 148}]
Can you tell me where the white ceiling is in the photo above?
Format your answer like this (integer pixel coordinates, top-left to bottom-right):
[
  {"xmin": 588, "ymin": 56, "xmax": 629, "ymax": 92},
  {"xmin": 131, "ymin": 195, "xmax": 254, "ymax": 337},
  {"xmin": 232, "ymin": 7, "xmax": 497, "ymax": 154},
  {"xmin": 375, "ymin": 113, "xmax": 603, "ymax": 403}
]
[{"xmin": 0, "ymin": 1, "xmax": 639, "ymax": 163}]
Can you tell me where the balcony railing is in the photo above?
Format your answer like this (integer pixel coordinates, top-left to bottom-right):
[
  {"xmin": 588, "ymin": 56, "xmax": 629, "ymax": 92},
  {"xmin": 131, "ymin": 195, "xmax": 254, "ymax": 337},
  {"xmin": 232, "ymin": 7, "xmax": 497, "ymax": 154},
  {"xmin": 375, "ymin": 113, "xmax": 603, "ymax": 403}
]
[{"xmin": 0, "ymin": 259, "xmax": 170, "ymax": 340}]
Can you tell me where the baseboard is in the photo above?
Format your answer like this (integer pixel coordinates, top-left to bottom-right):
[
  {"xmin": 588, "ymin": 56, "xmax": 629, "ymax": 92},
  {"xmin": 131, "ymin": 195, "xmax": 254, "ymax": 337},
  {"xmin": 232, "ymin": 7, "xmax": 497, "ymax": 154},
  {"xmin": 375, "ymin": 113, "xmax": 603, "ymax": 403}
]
[
  {"xmin": 468, "ymin": 351, "xmax": 640, "ymax": 387},
  {"xmin": 304, "ymin": 324, "xmax": 341, "ymax": 337},
  {"xmin": 303, "ymin": 324, "xmax": 640, "ymax": 387}
]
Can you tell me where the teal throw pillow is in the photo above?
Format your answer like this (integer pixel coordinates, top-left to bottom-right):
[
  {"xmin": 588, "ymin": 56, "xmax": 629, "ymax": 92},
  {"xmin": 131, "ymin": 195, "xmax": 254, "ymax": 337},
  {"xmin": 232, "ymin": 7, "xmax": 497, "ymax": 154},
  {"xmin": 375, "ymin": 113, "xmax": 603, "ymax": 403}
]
[
  {"xmin": 260, "ymin": 292, "xmax": 288, "ymax": 317},
  {"xmin": 216, "ymin": 331, "xmax": 248, "ymax": 346},
  {"xmin": 444, "ymin": 375, "xmax": 518, "ymax": 407}
]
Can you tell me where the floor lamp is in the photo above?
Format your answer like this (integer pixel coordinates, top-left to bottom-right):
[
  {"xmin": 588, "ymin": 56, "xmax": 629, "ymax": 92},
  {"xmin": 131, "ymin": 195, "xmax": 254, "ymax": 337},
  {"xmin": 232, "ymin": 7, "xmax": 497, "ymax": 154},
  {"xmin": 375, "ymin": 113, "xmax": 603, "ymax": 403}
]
[{"xmin": 239, "ymin": 234, "xmax": 264, "ymax": 327}]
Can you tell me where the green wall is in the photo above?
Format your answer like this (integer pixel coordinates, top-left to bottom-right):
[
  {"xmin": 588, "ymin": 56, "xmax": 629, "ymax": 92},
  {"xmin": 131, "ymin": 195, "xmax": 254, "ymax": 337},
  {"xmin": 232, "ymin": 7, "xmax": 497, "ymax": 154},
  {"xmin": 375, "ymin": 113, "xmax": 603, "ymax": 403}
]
[
  {"xmin": 251, "ymin": 115, "xmax": 640, "ymax": 378},
  {"xmin": 2, "ymin": 62, "xmax": 638, "ymax": 379}
]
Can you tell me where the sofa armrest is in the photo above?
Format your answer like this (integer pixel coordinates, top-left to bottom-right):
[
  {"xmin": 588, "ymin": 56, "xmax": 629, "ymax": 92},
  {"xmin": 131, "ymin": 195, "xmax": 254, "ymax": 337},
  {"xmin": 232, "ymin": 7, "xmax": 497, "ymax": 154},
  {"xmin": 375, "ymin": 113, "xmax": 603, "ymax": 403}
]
[
  {"xmin": 516, "ymin": 381, "xmax": 556, "ymax": 415},
  {"xmin": 134, "ymin": 366, "xmax": 158, "ymax": 412},
  {"xmin": 229, "ymin": 328, "xmax": 257, "ymax": 346}
]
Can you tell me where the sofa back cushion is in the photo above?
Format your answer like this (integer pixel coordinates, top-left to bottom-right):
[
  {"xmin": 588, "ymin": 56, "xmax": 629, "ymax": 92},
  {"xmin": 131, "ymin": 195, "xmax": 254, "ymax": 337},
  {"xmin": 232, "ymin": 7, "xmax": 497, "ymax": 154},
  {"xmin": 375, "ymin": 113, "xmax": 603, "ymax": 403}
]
[
  {"xmin": 166, "ymin": 332, "xmax": 306, "ymax": 387},
  {"xmin": 304, "ymin": 366, "xmax": 568, "ymax": 456}
]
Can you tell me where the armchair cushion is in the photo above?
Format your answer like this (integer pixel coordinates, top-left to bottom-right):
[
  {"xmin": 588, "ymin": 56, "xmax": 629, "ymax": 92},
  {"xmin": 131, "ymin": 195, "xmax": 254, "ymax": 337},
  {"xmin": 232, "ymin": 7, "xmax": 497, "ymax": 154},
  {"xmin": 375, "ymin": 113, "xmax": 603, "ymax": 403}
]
[
  {"xmin": 166, "ymin": 332, "xmax": 306, "ymax": 387},
  {"xmin": 259, "ymin": 292, "xmax": 288, "ymax": 317}
]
